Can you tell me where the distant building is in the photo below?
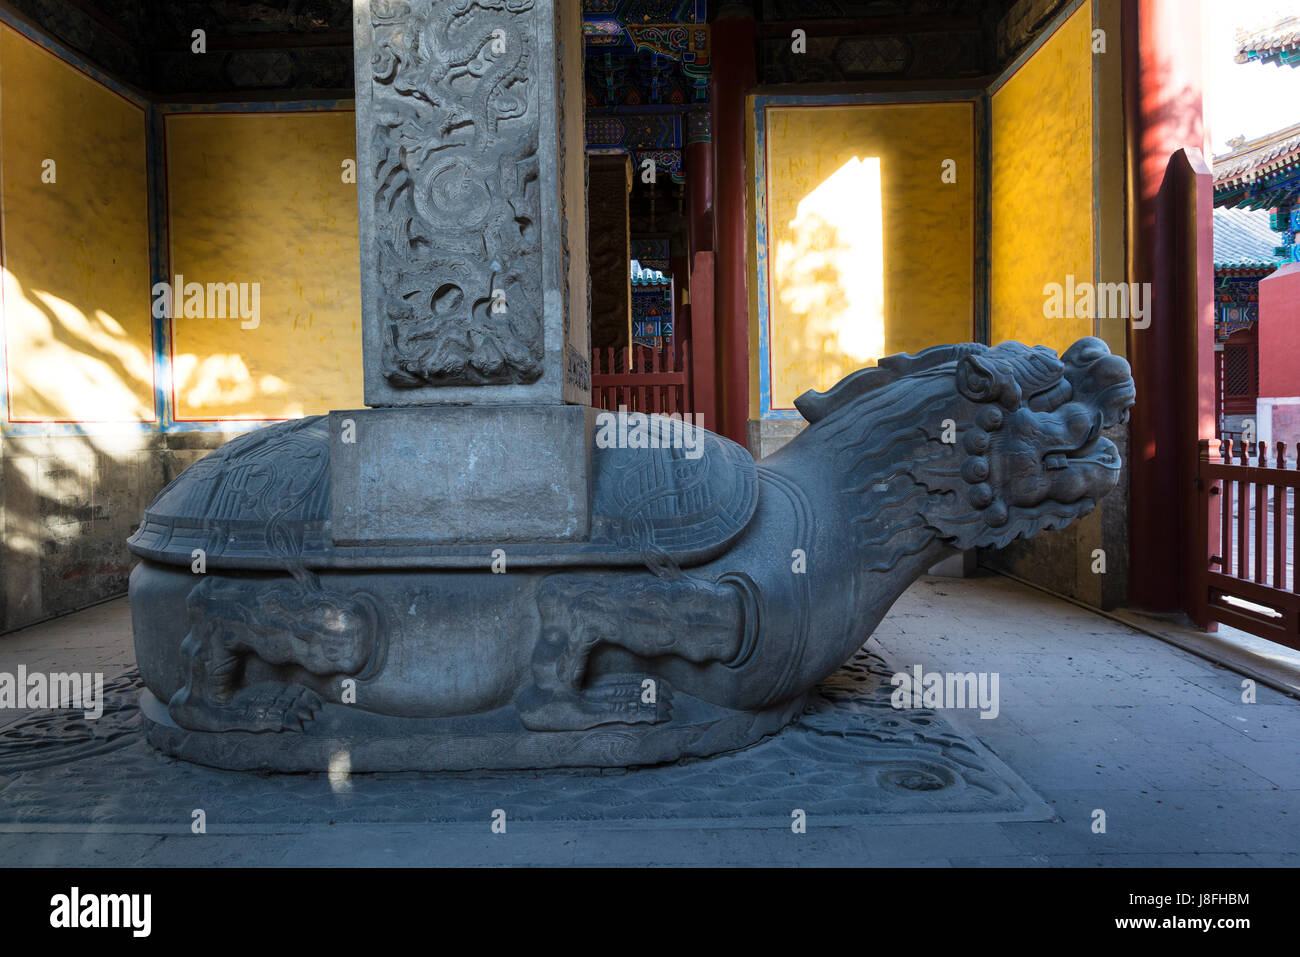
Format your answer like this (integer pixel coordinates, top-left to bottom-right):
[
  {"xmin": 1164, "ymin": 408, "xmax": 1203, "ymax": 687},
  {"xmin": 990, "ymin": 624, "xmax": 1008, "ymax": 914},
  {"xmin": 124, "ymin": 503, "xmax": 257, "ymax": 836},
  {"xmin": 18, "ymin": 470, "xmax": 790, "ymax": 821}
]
[
  {"xmin": 1213, "ymin": 122, "xmax": 1300, "ymax": 446},
  {"xmin": 1235, "ymin": 14, "xmax": 1300, "ymax": 67},
  {"xmin": 1212, "ymin": 206, "xmax": 1282, "ymax": 438}
]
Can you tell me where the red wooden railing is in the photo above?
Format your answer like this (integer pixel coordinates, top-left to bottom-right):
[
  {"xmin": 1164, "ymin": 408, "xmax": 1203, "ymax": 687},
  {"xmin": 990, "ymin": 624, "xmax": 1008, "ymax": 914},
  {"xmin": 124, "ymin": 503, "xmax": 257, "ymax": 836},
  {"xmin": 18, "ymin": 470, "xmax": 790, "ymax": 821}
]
[
  {"xmin": 590, "ymin": 341, "xmax": 693, "ymax": 416},
  {"xmin": 1197, "ymin": 437, "xmax": 1300, "ymax": 650}
]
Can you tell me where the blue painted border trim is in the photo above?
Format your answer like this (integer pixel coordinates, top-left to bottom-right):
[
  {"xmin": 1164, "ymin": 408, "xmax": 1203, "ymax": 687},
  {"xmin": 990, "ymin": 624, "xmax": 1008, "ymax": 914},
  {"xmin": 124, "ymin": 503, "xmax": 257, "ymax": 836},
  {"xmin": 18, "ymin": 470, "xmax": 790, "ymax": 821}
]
[
  {"xmin": 0, "ymin": 6, "xmax": 147, "ymax": 108},
  {"xmin": 752, "ymin": 90, "xmax": 984, "ymax": 420},
  {"xmin": 0, "ymin": 11, "xmax": 355, "ymax": 437},
  {"xmin": 157, "ymin": 100, "xmax": 354, "ymax": 115},
  {"xmin": 146, "ymin": 103, "xmax": 172, "ymax": 432}
]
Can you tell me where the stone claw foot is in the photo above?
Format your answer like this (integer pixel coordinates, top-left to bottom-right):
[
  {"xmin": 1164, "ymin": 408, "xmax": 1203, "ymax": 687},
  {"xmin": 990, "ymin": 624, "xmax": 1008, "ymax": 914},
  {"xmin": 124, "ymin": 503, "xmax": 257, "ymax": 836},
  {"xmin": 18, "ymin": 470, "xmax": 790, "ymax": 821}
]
[
  {"xmin": 516, "ymin": 676, "xmax": 673, "ymax": 732},
  {"xmin": 168, "ymin": 681, "xmax": 323, "ymax": 733}
]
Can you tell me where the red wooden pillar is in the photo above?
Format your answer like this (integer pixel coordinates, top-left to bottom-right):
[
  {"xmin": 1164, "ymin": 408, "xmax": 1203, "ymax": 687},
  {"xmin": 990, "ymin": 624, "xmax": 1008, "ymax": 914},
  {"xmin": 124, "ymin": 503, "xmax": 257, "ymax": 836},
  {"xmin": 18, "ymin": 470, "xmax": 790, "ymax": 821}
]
[
  {"xmin": 684, "ymin": 111, "xmax": 715, "ymax": 427},
  {"xmin": 1123, "ymin": 0, "xmax": 1217, "ymax": 616},
  {"xmin": 710, "ymin": 4, "xmax": 755, "ymax": 447},
  {"xmin": 685, "ymin": 123, "xmax": 713, "ymax": 264}
]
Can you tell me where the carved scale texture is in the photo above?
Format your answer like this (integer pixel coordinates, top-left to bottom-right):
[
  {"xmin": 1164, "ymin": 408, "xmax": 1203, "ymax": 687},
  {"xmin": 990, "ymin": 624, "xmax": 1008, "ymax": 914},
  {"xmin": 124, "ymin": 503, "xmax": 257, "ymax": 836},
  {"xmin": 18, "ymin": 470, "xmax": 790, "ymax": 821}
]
[{"xmin": 126, "ymin": 415, "xmax": 758, "ymax": 569}]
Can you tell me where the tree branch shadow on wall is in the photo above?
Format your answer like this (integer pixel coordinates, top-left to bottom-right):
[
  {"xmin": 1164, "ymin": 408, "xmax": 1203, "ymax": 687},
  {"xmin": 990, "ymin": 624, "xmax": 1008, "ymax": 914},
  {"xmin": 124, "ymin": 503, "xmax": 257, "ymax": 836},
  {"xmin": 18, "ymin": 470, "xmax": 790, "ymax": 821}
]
[{"xmin": 0, "ymin": 273, "xmax": 207, "ymax": 634}]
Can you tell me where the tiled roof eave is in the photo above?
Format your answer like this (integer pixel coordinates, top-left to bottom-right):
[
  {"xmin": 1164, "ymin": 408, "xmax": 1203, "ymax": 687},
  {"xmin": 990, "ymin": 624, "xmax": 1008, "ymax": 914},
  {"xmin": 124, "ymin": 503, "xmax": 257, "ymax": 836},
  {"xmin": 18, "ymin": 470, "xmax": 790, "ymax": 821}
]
[
  {"xmin": 1215, "ymin": 262, "xmax": 1279, "ymax": 273},
  {"xmin": 1212, "ymin": 122, "xmax": 1300, "ymax": 194},
  {"xmin": 1235, "ymin": 16, "xmax": 1300, "ymax": 63},
  {"xmin": 1213, "ymin": 152, "xmax": 1300, "ymax": 190},
  {"xmin": 1235, "ymin": 45, "xmax": 1300, "ymax": 64}
]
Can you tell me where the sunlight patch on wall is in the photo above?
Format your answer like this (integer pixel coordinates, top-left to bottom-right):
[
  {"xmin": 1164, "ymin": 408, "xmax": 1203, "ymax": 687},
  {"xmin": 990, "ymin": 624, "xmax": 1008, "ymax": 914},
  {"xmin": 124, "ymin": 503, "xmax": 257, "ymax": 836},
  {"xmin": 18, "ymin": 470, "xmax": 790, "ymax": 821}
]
[
  {"xmin": 0, "ymin": 24, "xmax": 153, "ymax": 423},
  {"xmin": 758, "ymin": 100, "xmax": 975, "ymax": 414},
  {"xmin": 775, "ymin": 157, "xmax": 885, "ymax": 369},
  {"xmin": 5, "ymin": 281, "xmax": 155, "ymax": 422},
  {"xmin": 172, "ymin": 353, "xmax": 300, "ymax": 419}
]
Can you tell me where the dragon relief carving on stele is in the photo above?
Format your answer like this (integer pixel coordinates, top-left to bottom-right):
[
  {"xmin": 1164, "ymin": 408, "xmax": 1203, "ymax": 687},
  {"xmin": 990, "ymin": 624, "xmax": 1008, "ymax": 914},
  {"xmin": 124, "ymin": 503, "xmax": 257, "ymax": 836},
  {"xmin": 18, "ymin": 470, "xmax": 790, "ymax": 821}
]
[{"xmin": 368, "ymin": 0, "xmax": 545, "ymax": 388}]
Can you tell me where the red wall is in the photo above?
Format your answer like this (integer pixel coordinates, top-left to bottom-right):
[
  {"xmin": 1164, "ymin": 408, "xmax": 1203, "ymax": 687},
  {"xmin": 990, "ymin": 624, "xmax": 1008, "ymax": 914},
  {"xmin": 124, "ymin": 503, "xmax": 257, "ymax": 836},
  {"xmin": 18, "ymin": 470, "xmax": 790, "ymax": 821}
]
[{"xmin": 1258, "ymin": 262, "xmax": 1300, "ymax": 399}]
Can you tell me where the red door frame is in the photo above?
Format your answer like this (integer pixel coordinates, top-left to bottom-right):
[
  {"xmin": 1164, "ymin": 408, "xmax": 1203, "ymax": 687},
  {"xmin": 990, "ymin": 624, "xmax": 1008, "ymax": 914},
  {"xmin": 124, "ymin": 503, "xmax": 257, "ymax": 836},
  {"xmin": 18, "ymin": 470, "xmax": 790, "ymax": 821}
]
[{"xmin": 1123, "ymin": 0, "xmax": 1217, "ymax": 617}]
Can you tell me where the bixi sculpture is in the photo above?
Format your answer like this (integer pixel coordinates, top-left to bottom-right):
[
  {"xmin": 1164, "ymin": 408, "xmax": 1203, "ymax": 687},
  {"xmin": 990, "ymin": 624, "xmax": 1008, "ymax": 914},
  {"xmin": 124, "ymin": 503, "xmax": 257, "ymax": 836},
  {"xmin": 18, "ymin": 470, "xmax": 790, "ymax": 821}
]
[
  {"xmin": 127, "ymin": 337, "xmax": 1134, "ymax": 771},
  {"xmin": 125, "ymin": 0, "xmax": 1134, "ymax": 771}
]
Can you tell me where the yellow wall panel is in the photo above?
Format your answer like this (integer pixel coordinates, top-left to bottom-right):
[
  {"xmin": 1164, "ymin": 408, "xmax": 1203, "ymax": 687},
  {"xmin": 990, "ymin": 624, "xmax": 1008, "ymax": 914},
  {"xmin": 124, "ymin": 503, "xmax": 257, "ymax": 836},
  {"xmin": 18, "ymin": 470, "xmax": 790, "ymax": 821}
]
[
  {"xmin": 990, "ymin": 4, "xmax": 1094, "ymax": 354},
  {"xmin": 0, "ymin": 25, "xmax": 152, "ymax": 422},
  {"xmin": 166, "ymin": 111, "xmax": 361, "ymax": 420},
  {"xmin": 757, "ymin": 101, "xmax": 974, "ymax": 412}
]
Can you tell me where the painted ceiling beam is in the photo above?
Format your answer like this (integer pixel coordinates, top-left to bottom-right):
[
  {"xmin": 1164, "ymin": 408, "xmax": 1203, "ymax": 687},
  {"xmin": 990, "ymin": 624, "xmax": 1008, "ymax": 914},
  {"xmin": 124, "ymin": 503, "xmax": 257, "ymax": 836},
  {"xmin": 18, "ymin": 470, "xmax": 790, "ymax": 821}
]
[{"xmin": 758, "ymin": 15, "xmax": 983, "ymax": 38}]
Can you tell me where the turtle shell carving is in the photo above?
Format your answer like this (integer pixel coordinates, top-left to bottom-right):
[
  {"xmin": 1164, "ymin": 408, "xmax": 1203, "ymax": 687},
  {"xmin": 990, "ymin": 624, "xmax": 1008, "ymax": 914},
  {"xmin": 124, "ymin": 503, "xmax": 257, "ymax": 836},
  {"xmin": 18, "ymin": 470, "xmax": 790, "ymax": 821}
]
[{"xmin": 127, "ymin": 415, "xmax": 758, "ymax": 571}]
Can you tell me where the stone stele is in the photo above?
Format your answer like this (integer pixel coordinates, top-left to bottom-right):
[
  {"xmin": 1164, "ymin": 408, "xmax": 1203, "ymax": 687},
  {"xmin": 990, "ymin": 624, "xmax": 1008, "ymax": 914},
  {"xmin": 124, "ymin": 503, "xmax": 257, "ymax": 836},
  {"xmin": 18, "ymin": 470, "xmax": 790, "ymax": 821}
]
[
  {"xmin": 126, "ymin": 0, "xmax": 1136, "ymax": 772},
  {"xmin": 354, "ymin": 0, "xmax": 589, "ymax": 407}
]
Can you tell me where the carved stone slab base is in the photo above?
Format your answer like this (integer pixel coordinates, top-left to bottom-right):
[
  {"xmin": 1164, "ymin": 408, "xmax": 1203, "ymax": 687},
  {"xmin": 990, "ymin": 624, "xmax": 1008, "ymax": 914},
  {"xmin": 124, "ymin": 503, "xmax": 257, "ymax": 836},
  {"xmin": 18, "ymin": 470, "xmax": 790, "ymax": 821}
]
[
  {"xmin": 138, "ymin": 687, "xmax": 806, "ymax": 773},
  {"xmin": 0, "ymin": 650, "xmax": 1052, "ymax": 827}
]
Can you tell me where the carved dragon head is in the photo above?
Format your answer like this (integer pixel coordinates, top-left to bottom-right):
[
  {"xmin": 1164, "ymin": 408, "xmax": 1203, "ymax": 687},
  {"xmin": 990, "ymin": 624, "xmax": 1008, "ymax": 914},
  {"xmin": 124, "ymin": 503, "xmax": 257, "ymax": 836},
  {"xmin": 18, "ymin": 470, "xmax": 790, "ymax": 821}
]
[{"xmin": 794, "ymin": 337, "xmax": 1135, "ymax": 559}]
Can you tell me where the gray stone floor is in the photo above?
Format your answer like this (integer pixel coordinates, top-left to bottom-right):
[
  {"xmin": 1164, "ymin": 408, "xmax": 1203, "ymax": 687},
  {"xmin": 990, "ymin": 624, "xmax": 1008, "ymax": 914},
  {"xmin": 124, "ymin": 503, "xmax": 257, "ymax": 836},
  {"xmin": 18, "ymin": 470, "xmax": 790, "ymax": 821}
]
[{"xmin": 0, "ymin": 574, "xmax": 1297, "ymax": 867}]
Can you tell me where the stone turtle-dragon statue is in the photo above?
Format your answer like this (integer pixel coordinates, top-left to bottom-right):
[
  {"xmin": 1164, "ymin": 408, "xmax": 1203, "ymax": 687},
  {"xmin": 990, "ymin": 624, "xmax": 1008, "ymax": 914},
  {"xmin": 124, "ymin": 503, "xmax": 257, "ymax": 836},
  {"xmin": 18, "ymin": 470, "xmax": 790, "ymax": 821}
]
[{"xmin": 127, "ymin": 337, "xmax": 1134, "ymax": 771}]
